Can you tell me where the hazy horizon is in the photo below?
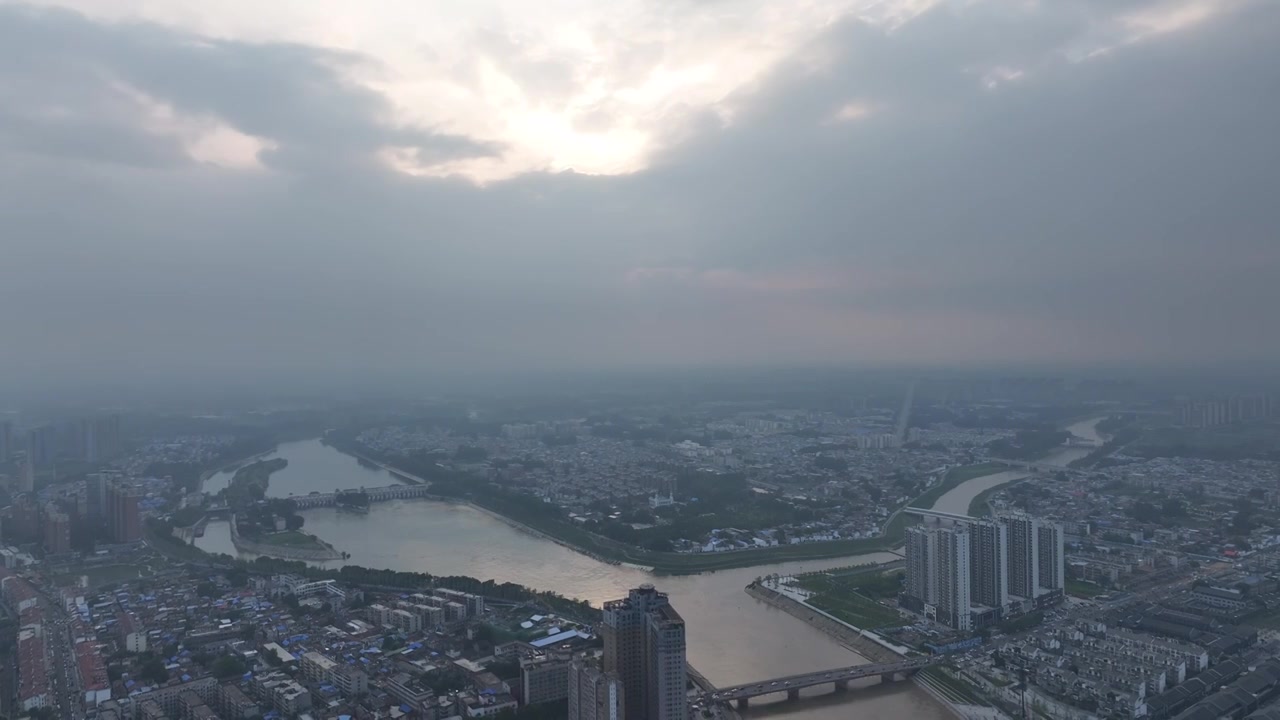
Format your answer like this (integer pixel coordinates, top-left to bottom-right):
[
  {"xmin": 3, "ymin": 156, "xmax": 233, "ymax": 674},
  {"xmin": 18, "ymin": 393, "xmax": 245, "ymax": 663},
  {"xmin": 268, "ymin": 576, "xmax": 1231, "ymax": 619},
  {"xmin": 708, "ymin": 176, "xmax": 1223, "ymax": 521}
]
[{"xmin": 3, "ymin": 0, "xmax": 1278, "ymax": 391}]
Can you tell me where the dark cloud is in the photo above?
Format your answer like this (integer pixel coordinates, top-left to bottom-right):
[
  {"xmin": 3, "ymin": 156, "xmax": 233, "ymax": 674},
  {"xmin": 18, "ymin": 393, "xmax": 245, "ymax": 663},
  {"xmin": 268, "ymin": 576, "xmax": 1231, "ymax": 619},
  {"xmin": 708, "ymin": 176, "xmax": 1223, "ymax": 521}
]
[
  {"xmin": 0, "ymin": 4, "xmax": 498, "ymax": 172},
  {"xmin": 0, "ymin": 0, "xmax": 1277, "ymax": 393}
]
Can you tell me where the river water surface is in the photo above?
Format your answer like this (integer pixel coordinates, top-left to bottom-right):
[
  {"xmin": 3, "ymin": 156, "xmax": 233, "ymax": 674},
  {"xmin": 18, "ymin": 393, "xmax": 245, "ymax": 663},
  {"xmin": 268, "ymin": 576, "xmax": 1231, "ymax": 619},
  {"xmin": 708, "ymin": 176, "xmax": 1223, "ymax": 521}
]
[{"xmin": 197, "ymin": 417, "xmax": 1104, "ymax": 718}]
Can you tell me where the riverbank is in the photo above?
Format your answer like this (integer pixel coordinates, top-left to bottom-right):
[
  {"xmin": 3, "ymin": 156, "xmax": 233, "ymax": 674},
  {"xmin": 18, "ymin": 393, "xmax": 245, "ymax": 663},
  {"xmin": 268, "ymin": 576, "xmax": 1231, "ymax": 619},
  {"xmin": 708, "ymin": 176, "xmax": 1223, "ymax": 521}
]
[
  {"xmin": 745, "ymin": 580, "xmax": 907, "ymax": 663},
  {"xmin": 229, "ymin": 514, "xmax": 344, "ymax": 561},
  {"xmin": 199, "ymin": 447, "xmax": 277, "ymax": 494},
  {"xmin": 333, "ymin": 445, "xmax": 1009, "ymax": 574}
]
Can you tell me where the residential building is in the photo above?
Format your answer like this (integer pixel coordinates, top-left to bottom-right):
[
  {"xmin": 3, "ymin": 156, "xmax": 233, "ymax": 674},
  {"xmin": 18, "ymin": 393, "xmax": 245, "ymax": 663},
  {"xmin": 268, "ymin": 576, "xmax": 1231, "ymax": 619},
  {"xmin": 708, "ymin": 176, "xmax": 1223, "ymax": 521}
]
[
  {"xmin": 300, "ymin": 651, "xmax": 337, "ymax": 685},
  {"xmin": 906, "ymin": 525, "xmax": 935, "ymax": 606},
  {"xmin": 105, "ymin": 479, "xmax": 142, "ymax": 543},
  {"xmin": 969, "ymin": 518, "xmax": 1009, "ymax": 611},
  {"xmin": 387, "ymin": 673, "xmax": 435, "ymax": 711},
  {"xmin": 905, "ymin": 519, "xmax": 973, "ymax": 631},
  {"xmin": 521, "ymin": 652, "xmax": 571, "ymax": 706},
  {"xmin": 568, "ymin": 656, "xmax": 623, "ymax": 720},
  {"xmin": 26, "ymin": 426, "xmax": 57, "ymax": 468},
  {"xmin": 333, "ymin": 665, "xmax": 368, "ymax": 697},
  {"xmin": 219, "ymin": 683, "xmax": 260, "ymax": 719},
  {"xmin": 601, "ymin": 584, "xmax": 687, "ymax": 720},
  {"xmin": 1037, "ymin": 520, "xmax": 1066, "ymax": 592},
  {"xmin": 42, "ymin": 504, "xmax": 71, "ymax": 555},
  {"xmin": 1001, "ymin": 514, "xmax": 1040, "ymax": 599},
  {"xmin": 270, "ymin": 680, "xmax": 310, "ymax": 716}
]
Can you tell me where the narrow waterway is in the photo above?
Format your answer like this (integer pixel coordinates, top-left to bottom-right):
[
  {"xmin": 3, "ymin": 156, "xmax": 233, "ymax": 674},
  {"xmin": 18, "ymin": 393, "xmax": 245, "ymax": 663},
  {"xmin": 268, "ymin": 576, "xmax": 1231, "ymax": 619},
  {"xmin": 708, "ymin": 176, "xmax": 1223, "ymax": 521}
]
[
  {"xmin": 197, "ymin": 419, "xmax": 1104, "ymax": 718},
  {"xmin": 929, "ymin": 416, "xmax": 1104, "ymax": 516}
]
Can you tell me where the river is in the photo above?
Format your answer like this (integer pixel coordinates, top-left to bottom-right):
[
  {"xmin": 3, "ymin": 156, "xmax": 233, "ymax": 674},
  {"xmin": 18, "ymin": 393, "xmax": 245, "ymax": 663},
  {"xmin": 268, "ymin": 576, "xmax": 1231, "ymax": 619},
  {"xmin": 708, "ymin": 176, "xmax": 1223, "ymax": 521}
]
[
  {"xmin": 197, "ymin": 418, "xmax": 1104, "ymax": 718},
  {"xmin": 929, "ymin": 416, "xmax": 1105, "ymax": 515}
]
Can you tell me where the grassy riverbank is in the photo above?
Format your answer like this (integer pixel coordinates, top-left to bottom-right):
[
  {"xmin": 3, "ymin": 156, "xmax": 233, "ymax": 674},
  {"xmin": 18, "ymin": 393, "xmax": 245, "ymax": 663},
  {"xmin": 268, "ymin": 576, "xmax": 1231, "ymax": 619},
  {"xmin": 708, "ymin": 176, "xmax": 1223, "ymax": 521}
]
[
  {"xmin": 323, "ymin": 440, "xmax": 1012, "ymax": 574},
  {"xmin": 473, "ymin": 461, "xmax": 1009, "ymax": 574},
  {"xmin": 792, "ymin": 569, "xmax": 905, "ymax": 629}
]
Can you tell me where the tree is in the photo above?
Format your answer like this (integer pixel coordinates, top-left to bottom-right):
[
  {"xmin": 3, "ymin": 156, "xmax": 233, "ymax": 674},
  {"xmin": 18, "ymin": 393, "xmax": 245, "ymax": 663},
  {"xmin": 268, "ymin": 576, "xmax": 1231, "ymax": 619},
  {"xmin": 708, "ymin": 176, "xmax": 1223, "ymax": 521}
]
[
  {"xmin": 1128, "ymin": 501, "xmax": 1160, "ymax": 524},
  {"xmin": 211, "ymin": 655, "xmax": 247, "ymax": 679},
  {"xmin": 285, "ymin": 514, "xmax": 305, "ymax": 531},
  {"xmin": 139, "ymin": 654, "xmax": 169, "ymax": 685}
]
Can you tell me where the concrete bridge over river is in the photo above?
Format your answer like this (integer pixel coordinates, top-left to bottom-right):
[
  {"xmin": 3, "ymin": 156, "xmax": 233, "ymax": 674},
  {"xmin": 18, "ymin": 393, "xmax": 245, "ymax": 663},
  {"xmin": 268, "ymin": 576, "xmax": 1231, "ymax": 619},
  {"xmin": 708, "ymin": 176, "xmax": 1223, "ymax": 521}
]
[{"xmin": 702, "ymin": 657, "xmax": 935, "ymax": 709}]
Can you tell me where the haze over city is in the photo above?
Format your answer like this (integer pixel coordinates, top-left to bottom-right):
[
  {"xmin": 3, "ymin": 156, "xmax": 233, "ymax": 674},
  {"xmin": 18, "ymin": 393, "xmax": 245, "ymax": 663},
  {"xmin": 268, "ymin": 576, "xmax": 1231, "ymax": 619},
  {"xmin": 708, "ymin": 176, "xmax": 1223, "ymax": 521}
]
[{"xmin": 1, "ymin": 0, "xmax": 1277, "ymax": 396}]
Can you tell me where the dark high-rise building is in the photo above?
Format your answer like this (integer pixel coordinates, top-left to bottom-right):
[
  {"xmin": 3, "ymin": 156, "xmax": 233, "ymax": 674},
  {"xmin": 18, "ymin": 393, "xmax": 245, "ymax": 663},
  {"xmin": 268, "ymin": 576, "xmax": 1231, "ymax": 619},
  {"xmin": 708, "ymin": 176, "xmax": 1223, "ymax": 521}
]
[
  {"xmin": 42, "ymin": 503, "xmax": 71, "ymax": 555},
  {"xmin": 105, "ymin": 479, "xmax": 142, "ymax": 543},
  {"xmin": 601, "ymin": 584, "xmax": 687, "ymax": 720},
  {"xmin": 6, "ymin": 494, "xmax": 40, "ymax": 544},
  {"xmin": 968, "ymin": 518, "xmax": 1008, "ymax": 610},
  {"xmin": 1036, "ymin": 521, "xmax": 1066, "ymax": 593},
  {"xmin": 83, "ymin": 415, "xmax": 123, "ymax": 462},
  {"xmin": 1001, "ymin": 514, "xmax": 1039, "ymax": 599},
  {"xmin": 85, "ymin": 472, "xmax": 114, "ymax": 523},
  {"xmin": 567, "ymin": 656, "xmax": 623, "ymax": 720},
  {"xmin": 0, "ymin": 420, "xmax": 11, "ymax": 462},
  {"xmin": 26, "ymin": 425, "xmax": 57, "ymax": 468}
]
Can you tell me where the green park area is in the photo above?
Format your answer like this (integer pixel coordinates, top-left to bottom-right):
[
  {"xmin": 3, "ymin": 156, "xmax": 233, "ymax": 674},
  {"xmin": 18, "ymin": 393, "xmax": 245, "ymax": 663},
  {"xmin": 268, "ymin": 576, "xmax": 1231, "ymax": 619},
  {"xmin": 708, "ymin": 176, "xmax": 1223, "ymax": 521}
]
[
  {"xmin": 1066, "ymin": 578, "xmax": 1107, "ymax": 598},
  {"xmin": 52, "ymin": 563, "xmax": 151, "ymax": 589},
  {"xmin": 792, "ymin": 565, "xmax": 906, "ymax": 629}
]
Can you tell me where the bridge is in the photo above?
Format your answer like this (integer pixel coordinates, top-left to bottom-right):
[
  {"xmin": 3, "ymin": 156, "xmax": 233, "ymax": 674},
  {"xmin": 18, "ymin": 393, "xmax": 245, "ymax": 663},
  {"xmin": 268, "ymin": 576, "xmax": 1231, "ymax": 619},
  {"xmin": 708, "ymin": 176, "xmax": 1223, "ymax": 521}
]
[
  {"xmin": 702, "ymin": 657, "xmax": 934, "ymax": 709},
  {"xmin": 287, "ymin": 484, "xmax": 438, "ymax": 509}
]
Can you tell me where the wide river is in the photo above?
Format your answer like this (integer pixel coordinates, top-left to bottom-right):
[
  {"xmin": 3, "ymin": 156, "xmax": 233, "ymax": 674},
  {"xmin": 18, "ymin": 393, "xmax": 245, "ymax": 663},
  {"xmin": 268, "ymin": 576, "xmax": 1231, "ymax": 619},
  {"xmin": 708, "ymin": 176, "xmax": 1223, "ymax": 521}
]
[{"xmin": 198, "ymin": 418, "xmax": 1105, "ymax": 718}]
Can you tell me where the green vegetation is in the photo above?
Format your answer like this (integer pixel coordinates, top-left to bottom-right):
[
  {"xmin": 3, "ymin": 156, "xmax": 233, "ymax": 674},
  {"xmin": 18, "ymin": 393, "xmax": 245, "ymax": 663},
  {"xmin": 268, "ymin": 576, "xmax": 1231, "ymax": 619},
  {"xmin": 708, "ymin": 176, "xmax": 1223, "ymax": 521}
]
[
  {"xmin": 808, "ymin": 590, "xmax": 904, "ymax": 629},
  {"xmin": 1069, "ymin": 425, "xmax": 1142, "ymax": 469},
  {"xmin": 474, "ymin": 461, "xmax": 1004, "ymax": 573},
  {"xmin": 1131, "ymin": 422, "xmax": 1280, "ymax": 462},
  {"xmin": 966, "ymin": 475, "xmax": 1030, "ymax": 517},
  {"xmin": 223, "ymin": 458, "xmax": 288, "ymax": 507},
  {"xmin": 328, "ymin": 443, "xmax": 1010, "ymax": 573},
  {"xmin": 1066, "ymin": 579, "xmax": 1107, "ymax": 598},
  {"xmin": 210, "ymin": 655, "xmax": 248, "ymax": 679},
  {"xmin": 792, "ymin": 567, "xmax": 905, "ymax": 629},
  {"xmin": 335, "ymin": 489, "xmax": 370, "ymax": 509},
  {"xmin": 987, "ymin": 428, "xmax": 1070, "ymax": 461},
  {"xmin": 145, "ymin": 517, "xmax": 215, "ymax": 561},
  {"xmin": 884, "ymin": 462, "xmax": 1006, "ymax": 538},
  {"xmin": 1244, "ymin": 607, "xmax": 1280, "ymax": 630},
  {"xmin": 53, "ymin": 563, "xmax": 149, "ymax": 588}
]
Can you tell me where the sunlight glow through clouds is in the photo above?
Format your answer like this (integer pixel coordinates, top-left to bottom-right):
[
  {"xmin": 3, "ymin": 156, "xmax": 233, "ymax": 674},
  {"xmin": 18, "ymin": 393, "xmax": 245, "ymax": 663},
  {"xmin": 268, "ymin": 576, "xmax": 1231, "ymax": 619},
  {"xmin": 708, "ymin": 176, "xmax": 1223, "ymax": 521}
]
[
  {"xmin": 9, "ymin": 0, "xmax": 1235, "ymax": 181},
  {"xmin": 16, "ymin": 0, "xmax": 937, "ymax": 180}
]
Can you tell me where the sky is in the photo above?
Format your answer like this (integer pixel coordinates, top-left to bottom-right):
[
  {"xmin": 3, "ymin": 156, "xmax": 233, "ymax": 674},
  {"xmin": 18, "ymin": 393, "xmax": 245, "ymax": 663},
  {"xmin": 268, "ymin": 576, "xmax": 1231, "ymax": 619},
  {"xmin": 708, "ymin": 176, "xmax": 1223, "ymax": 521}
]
[{"xmin": 1, "ymin": 0, "xmax": 1277, "ymax": 391}]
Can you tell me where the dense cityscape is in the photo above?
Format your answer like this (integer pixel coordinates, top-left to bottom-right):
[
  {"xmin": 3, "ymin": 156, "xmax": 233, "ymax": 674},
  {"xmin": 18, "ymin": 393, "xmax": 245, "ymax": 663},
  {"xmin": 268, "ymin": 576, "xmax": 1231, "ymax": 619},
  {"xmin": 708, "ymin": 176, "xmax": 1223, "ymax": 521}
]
[
  {"xmin": 3, "ymin": 0, "xmax": 1278, "ymax": 718},
  {"xmin": 0, "ymin": 376, "xmax": 1276, "ymax": 719}
]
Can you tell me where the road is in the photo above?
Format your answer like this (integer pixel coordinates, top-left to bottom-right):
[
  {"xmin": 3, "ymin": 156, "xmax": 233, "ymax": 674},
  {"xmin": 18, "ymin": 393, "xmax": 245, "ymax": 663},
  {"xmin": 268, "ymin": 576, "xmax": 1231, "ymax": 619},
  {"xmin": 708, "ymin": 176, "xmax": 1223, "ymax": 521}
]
[{"xmin": 33, "ymin": 583, "xmax": 81, "ymax": 720}]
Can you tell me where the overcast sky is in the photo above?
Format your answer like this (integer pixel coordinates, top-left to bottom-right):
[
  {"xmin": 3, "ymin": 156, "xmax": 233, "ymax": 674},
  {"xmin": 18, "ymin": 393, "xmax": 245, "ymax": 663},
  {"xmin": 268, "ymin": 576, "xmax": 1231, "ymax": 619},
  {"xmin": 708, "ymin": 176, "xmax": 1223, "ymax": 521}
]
[{"xmin": 1, "ymin": 0, "xmax": 1277, "ymax": 391}]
